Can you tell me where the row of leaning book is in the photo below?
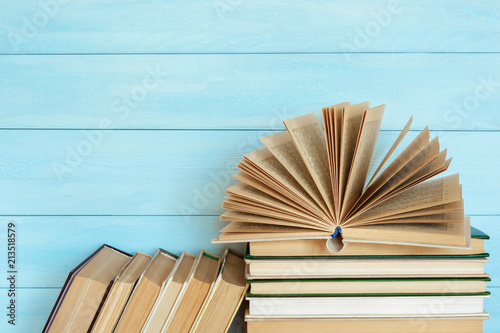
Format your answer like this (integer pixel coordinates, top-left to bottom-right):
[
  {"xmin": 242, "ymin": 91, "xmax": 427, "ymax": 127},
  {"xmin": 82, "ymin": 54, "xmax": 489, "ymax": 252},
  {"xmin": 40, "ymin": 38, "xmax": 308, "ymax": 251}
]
[
  {"xmin": 212, "ymin": 102, "xmax": 491, "ymax": 332},
  {"xmin": 43, "ymin": 245, "xmax": 247, "ymax": 333}
]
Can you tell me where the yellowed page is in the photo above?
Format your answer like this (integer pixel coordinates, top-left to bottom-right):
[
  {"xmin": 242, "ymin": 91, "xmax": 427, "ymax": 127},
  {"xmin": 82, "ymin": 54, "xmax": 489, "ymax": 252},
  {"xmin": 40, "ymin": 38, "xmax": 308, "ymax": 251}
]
[
  {"xmin": 367, "ymin": 116, "xmax": 413, "ymax": 186},
  {"xmin": 393, "ymin": 149, "xmax": 447, "ymax": 191},
  {"xmin": 242, "ymin": 149, "xmax": 314, "ymax": 203},
  {"xmin": 355, "ymin": 136, "xmax": 440, "ymax": 214},
  {"xmin": 323, "ymin": 102, "xmax": 351, "ymax": 210},
  {"xmin": 224, "ymin": 195, "xmax": 318, "ymax": 222},
  {"xmin": 226, "ymin": 183, "xmax": 323, "ymax": 222},
  {"xmin": 220, "ymin": 210, "xmax": 331, "ymax": 230},
  {"xmin": 227, "ymin": 183, "xmax": 302, "ymax": 213},
  {"xmin": 238, "ymin": 166, "xmax": 331, "ymax": 221},
  {"xmin": 260, "ymin": 131, "xmax": 330, "ymax": 216},
  {"xmin": 242, "ymin": 148, "xmax": 329, "ymax": 220},
  {"xmin": 333, "ymin": 104, "xmax": 346, "ymax": 214},
  {"xmin": 233, "ymin": 173, "xmax": 313, "ymax": 214},
  {"xmin": 223, "ymin": 200, "xmax": 324, "ymax": 225},
  {"xmin": 341, "ymin": 105, "xmax": 385, "ymax": 219},
  {"xmin": 346, "ymin": 174, "xmax": 462, "ymax": 224},
  {"xmin": 221, "ymin": 221, "xmax": 327, "ymax": 233},
  {"xmin": 337, "ymin": 101, "xmax": 370, "ymax": 215},
  {"xmin": 376, "ymin": 157, "xmax": 453, "ymax": 204},
  {"xmin": 343, "ymin": 218, "xmax": 469, "ymax": 247},
  {"xmin": 352, "ymin": 126, "xmax": 430, "ymax": 215},
  {"xmin": 322, "ymin": 107, "xmax": 333, "ymax": 181},
  {"xmin": 217, "ymin": 229, "xmax": 331, "ymax": 242},
  {"xmin": 380, "ymin": 136, "xmax": 440, "ymax": 192},
  {"xmin": 356, "ymin": 211, "xmax": 465, "ymax": 225},
  {"xmin": 233, "ymin": 172, "xmax": 331, "ymax": 223},
  {"xmin": 369, "ymin": 199, "xmax": 464, "ymax": 220},
  {"xmin": 283, "ymin": 113, "xmax": 335, "ymax": 217},
  {"xmin": 224, "ymin": 199, "xmax": 329, "ymax": 229}
]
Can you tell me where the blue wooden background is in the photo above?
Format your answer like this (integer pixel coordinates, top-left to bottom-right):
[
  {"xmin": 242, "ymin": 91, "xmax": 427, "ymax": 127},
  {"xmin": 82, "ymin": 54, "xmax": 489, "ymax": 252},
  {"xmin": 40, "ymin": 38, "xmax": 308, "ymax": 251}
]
[{"xmin": 0, "ymin": 1, "xmax": 499, "ymax": 331}]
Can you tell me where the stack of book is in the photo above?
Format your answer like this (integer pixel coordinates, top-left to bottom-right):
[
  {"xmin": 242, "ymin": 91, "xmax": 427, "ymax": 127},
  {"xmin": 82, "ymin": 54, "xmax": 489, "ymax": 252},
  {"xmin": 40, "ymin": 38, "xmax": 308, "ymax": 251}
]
[
  {"xmin": 43, "ymin": 245, "xmax": 247, "ymax": 333},
  {"xmin": 244, "ymin": 227, "xmax": 490, "ymax": 333},
  {"xmin": 212, "ymin": 103, "xmax": 492, "ymax": 332}
]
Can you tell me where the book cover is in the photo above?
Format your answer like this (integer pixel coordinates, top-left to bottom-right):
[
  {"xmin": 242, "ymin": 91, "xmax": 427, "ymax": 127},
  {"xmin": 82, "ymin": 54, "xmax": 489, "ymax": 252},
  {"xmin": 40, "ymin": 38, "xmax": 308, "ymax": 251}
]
[{"xmin": 43, "ymin": 245, "xmax": 131, "ymax": 333}]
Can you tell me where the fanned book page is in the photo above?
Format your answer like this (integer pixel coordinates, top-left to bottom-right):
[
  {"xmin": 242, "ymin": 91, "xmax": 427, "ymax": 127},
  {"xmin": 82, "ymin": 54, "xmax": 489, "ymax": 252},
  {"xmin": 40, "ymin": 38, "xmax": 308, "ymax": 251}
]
[{"xmin": 213, "ymin": 102, "xmax": 469, "ymax": 252}]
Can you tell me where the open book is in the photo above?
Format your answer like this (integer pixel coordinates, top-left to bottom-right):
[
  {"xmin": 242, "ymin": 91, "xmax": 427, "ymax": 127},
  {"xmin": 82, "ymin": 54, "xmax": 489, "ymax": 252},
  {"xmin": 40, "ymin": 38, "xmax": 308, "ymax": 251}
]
[{"xmin": 213, "ymin": 101, "xmax": 469, "ymax": 252}]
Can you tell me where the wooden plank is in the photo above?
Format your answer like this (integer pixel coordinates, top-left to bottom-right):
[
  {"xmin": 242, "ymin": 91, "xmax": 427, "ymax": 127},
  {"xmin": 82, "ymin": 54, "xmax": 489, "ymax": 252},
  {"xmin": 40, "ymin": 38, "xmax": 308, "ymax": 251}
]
[
  {"xmin": 0, "ymin": 54, "xmax": 500, "ymax": 130},
  {"xmin": 1, "ymin": 1, "xmax": 499, "ymax": 54},
  {"xmin": 0, "ymin": 130, "xmax": 498, "ymax": 215},
  {"xmin": 0, "ymin": 216, "xmax": 244, "ymax": 288},
  {"xmin": 0, "ymin": 288, "xmax": 246, "ymax": 332},
  {"xmin": 484, "ymin": 290, "xmax": 500, "ymax": 333},
  {"xmin": 0, "ymin": 215, "xmax": 497, "ymax": 288}
]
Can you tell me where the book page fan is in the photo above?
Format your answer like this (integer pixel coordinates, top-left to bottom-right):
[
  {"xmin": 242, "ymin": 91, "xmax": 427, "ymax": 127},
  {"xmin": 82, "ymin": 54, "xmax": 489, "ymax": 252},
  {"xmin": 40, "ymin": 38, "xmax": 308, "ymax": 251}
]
[{"xmin": 213, "ymin": 102, "xmax": 467, "ymax": 253}]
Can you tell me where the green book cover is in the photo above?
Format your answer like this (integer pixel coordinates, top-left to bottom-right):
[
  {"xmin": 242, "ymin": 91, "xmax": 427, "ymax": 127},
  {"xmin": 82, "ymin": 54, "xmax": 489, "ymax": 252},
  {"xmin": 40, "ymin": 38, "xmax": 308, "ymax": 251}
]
[
  {"xmin": 471, "ymin": 226, "xmax": 490, "ymax": 239},
  {"xmin": 248, "ymin": 277, "xmax": 492, "ymax": 283},
  {"xmin": 247, "ymin": 291, "xmax": 492, "ymax": 298},
  {"xmin": 245, "ymin": 253, "xmax": 489, "ymax": 260}
]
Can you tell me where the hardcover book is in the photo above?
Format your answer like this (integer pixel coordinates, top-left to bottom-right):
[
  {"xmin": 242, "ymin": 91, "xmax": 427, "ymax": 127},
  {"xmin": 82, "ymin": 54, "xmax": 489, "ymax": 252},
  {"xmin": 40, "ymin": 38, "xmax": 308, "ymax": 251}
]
[
  {"xmin": 244, "ymin": 256, "xmax": 488, "ymax": 279},
  {"xmin": 245, "ymin": 312, "xmax": 489, "ymax": 333},
  {"xmin": 142, "ymin": 252, "xmax": 198, "ymax": 333},
  {"xmin": 42, "ymin": 245, "xmax": 131, "ymax": 333},
  {"xmin": 191, "ymin": 249, "xmax": 248, "ymax": 333},
  {"xmin": 114, "ymin": 249, "xmax": 178, "ymax": 333},
  {"xmin": 90, "ymin": 251, "xmax": 152, "ymax": 333},
  {"xmin": 248, "ymin": 277, "xmax": 491, "ymax": 296},
  {"xmin": 248, "ymin": 226, "xmax": 489, "ymax": 257},
  {"xmin": 246, "ymin": 294, "xmax": 490, "ymax": 316},
  {"xmin": 162, "ymin": 250, "xmax": 221, "ymax": 333}
]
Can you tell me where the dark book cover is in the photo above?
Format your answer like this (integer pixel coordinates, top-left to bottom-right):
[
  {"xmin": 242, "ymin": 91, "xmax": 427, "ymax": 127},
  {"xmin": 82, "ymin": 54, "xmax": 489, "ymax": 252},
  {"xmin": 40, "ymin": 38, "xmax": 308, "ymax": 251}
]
[{"xmin": 42, "ymin": 244, "xmax": 131, "ymax": 333}]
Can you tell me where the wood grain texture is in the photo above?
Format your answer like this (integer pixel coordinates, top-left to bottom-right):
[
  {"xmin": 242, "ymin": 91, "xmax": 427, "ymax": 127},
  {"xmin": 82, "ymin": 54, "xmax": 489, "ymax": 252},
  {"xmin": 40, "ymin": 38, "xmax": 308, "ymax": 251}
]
[
  {"xmin": 0, "ymin": 54, "xmax": 499, "ymax": 130},
  {"xmin": 0, "ymin": 130, "xmax": 497, "ymax": 215},
  {"xmin": 0, "ymin": 1, "xmax": 499, "ymax": 54},
  {"xmin": 0, "ymin": 130, "xmax": 500, "ymax": 215}
]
